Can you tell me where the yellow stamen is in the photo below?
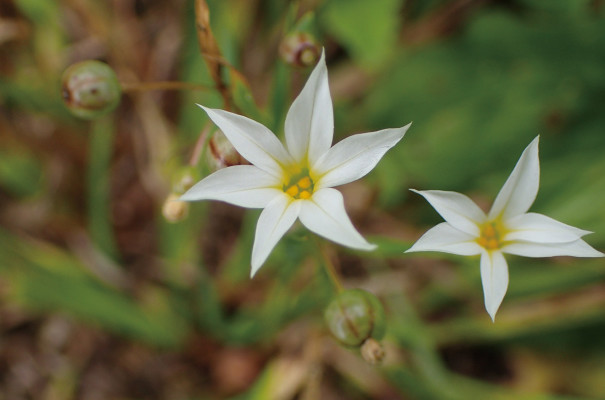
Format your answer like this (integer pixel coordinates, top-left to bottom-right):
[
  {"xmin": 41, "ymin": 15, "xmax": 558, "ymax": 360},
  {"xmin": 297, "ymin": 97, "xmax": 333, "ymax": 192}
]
[
  {"xmin": 487, "ymin": 238, "xmax": 499, "ymax": 250},
  {"xmin": 483, "ymin": 224, "xmax": 496, "ymax": 239},
  {"xmin": 282, "ymin": 168, "xmax": 315, "ymax": 200},
  {"xmin": 477, "ymin": 220, "xmax": 505, "ymax": 250},
  {"xmin": 299, "ymin": 190, "xmax": 311, "ymax": 199},
  {"xmin": 298, "ymin": 176, "xmax": 312, "ymax": 189},
  {"xmin": 285, "ymin": 185, "xmax": 299, "ymax": 197}
]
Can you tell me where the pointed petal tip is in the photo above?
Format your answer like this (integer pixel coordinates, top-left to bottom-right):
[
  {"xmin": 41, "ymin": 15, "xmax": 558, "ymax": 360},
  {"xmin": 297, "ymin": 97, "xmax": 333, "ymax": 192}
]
[
  {"xmin": 488, "ymin": 134, "xmax": 542, "ymax": 219},
  {"xmin": 179, "ymin": 186, "xmax": 201, "ymax": 202},
  {"xmin": 486, "ymin": 303, "xmax": 499, "ymax": 322},
  {"xmin": 394, "ymin": 122, "xmax": 412, "ymax": 139},
  {"xmin": 249, "ymin": 255, "xmax": 265, "ymax": 279},
  {"xmin": 311, "ymin": 47, "xmax": 326, "ymax": 72},
  {"xmin": 364, "ymin": 242, "xmax": 378, "ymax": 251},
  {"xmin": 529, "ymin": 135, "xmax": 540, "ymax": 150},
  {"xmin": 178, "ymin": 193, "xmax": 193, "ymax": 202},
  {"xmin": 337, "ymin": 237, "xmax": 376, "ymax": 252},
  {"xmin": 196, "ymin": 104, "xmax": 223, "ymax": 117},
  {"xmin": 196, "ymin": 103, "xmax": 215, "ymax": 116},
  {"xmin": 404, "ymin": 240, "xmax": 425, "ymax": 253}
]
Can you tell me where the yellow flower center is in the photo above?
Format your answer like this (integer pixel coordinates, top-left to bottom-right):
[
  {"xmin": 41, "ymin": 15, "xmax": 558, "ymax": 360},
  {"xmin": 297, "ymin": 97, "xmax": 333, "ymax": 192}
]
[
  {"xmin": 283, "ymin": 168, "xmax": 314, "ymax": 200},
  {"xmin": 477, "ymin": 220, "xmax": 506, "ymax": 250}
]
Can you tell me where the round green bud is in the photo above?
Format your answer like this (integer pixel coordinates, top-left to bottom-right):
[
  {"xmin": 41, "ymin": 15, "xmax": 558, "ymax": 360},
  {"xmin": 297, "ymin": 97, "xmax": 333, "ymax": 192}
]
[
  {"xmin": 324, "ymin": 289, "xmax": 387, "ymax": 348},
  {"xmin": 61, "ymin": 60, "xmax": 121, "ymax": 119},
  {"xmin": 279, "ymin": 32, "xmax": 320, "ymax": 68}
]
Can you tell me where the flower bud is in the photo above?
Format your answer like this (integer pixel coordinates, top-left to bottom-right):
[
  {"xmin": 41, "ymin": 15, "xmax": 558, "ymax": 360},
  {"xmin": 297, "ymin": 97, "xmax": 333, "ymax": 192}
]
[
  {"xmin": 206, "ymin": 130, "xmax": 243, "ymax": 170},
  {"xmin": 162, "ymin": 193, "xmax": 189, "ymax": 223},
  {"xmin": 324, "ymin": 289, "xmax": 386, "ymax": 348},
  {"xmin": 61, "ymin": 60, "xmax": 121, "ymax": 119},
  {"xmin": 279, "ymin": 32, "xmax": 320, "ymax": 68},
  {"xmin": 360, "ymin": 338, "xmax": 385, "ymax": 365}
]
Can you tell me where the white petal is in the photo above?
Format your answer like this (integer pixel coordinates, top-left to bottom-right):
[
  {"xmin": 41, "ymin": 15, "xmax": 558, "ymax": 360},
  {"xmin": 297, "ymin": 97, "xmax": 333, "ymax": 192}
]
[
  {"xmin": 200, "ymin": 106, "xmax": 292, "ymax": 177},
  {"xmin": 504, "ymin": 212, "xmax": 592, "ymax": 244},
  {"xmin": 313, "ymin": 124, "xmax": 411, "ymax": 189},
  {"xmin": 181, "ymin": 165, "xmax": 282, "ymax": 208},
  {"xmin": 480, "ymin": 250, "xmax": 509, "ymax": 322},
  {"xmin": 502, "ymin": 239, "xmax": 604, "ymax": 258},
  {"xmin": 488, "ymin": 136, "xmax": 540, "ymax": 219},
  {"xmin": 284, "ymin": 51, "xmax": 333, "ymax": 165},
  {"xmin": 411, "ymin": 190, "xmax": 486, "ymax": 236},
  {"xmin": 405, "ymin": 222, "xmax": 483, "ymax": 256},
  {"xmin": 251, "ymin": 194, "xmax": 302, "ymax": 277},
  {"xmin": 298, "ymin": 188, "xmax": 375, "ymax": 251}
]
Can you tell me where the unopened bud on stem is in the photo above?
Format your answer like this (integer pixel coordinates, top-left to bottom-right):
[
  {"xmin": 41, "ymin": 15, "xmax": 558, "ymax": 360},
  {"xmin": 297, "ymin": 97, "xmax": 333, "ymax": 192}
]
[
  {"xmin": 324, "ymin": 289, "xmax": 387, "ymax": 363},
  {"xmin": 162, "ymin": 193, "xmax": 189, "ymax": 223},
  {"xmin": 206, "ymin": 130, "xmax": 243, "ymax": 170},
  {"xmin": 61, "ymin": 60, "xmax": 121, "ymax": 119},
  {"xmin": 279, "ymin": 32, "xmax": 320, "ymax": 68},
  {"xmin": 360, "ymin": 338, "xmax": 385, "ymax": 364}
]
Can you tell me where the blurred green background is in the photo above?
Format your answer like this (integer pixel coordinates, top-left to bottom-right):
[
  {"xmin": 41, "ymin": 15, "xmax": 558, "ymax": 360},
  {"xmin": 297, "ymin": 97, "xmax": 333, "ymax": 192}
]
[{"xmin": 1, "ymin": 0, "xmax": 605, "ymax": 398}]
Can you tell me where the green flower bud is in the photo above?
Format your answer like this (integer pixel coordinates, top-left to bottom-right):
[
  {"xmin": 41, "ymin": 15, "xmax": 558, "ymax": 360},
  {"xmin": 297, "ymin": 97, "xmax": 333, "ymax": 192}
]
[
  {"xmin": 279, "ymin": 32, "xmax": 320, "ymax": 68},
  {"xmin": 324, "ymin": 289, "xmax": 386, "ymax": 348},
  {"xmin": 61, "ymin": 60, "xmax": 121, "ymax": 119}
]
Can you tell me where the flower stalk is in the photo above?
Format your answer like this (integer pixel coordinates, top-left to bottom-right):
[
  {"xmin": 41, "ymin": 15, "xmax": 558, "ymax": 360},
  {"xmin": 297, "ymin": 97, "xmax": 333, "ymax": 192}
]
[{"xmin": 314, "ymin": 238, "xmax": 344, "ymax": 293}]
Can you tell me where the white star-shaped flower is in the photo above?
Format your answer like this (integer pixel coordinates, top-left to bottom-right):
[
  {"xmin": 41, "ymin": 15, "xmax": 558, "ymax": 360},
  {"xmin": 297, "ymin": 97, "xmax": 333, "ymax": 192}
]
[
  {"xmin": 406, "ymin": 136, "xmax": 603, "ymax": 321},
  {"xmin": 182, "ymin": 52, "xmax": 410, "ymax": 277}
]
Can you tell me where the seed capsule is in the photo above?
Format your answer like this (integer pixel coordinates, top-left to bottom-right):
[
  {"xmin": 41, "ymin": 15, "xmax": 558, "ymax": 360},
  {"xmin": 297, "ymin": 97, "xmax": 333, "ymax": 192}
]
[
  {"xmin": 324, "ymin": 289, "xmax": 386, "ymax": 348},
  {"xmin": 61, "ymin": 60, "xmax": 121, "ymax": 119}
]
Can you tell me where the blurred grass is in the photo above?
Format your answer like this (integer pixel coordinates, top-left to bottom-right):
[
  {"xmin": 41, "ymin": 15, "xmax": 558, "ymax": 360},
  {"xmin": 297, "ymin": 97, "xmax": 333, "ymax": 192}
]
[{"xmin": 1, "ymin": 0, "xmax": 604, "ymax": 399}]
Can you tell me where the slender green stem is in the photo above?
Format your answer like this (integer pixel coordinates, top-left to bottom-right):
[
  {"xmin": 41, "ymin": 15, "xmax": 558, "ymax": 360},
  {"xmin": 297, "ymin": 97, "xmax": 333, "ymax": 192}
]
[
  {"xmin": 314, "ymin": 237, "xmax": 343, "ymax": 293},
  {"xmin": 121, "ymin": 81, "xmax": 211, "ymax": 93},
  {"xmin": 87, "ymin": 117, "xmax": 119, "ymax": 260}
]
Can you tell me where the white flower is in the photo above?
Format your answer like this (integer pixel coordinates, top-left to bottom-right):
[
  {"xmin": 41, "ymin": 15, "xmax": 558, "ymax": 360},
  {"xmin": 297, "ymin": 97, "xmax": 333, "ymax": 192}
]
[
  {"xmin": 182, "ymin": 52, "xmax": 410, "ymax": 277},
  {"xmin": 406, "ymin": 136, "xmax": 604, "ymax": 321}
]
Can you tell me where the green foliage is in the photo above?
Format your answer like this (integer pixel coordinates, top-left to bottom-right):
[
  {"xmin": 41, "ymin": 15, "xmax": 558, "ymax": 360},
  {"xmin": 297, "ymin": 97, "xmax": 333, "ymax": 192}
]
[
  {"xmin": 320, "ymin": 0, "xmax": 402, "ymax": 68},
  {"xmin": 0, "ymin": 229, "xmax": 187, "ymax": 348},
  {"xmin": 1, "ymin": 0, "xmax": 605, "ymax": 398},
  {"xmin": 0, "ymin": 148, "xmax": 43, "ymax": 198}
]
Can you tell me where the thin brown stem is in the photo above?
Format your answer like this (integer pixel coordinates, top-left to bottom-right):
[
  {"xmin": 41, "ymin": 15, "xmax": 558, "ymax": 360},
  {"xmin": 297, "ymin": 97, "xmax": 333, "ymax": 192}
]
[{"xmin": 194, "ymin": 0, "xmax": 233, "ymax": 110}]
